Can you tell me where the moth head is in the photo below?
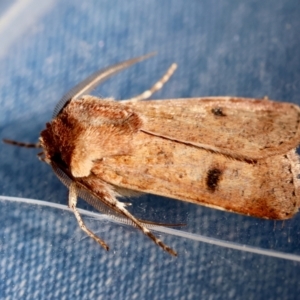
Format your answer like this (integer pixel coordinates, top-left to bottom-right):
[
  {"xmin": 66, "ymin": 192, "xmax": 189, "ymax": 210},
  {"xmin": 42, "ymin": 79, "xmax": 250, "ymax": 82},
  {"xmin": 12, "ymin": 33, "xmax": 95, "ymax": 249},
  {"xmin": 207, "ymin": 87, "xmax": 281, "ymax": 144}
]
[{"xmin": 40, "ymin": 96, "xmax": 143, "ymax": 178}]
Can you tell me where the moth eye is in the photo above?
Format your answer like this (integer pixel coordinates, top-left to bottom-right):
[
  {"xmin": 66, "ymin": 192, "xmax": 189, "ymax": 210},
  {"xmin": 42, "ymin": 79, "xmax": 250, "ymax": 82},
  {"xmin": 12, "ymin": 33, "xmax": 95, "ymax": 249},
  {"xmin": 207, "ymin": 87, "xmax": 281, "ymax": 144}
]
[
  {"xmin": 211, "ymin": 107, "xmax": 226, "ymax": 117},
  {"xmin": 52, "ymin": 152, "xmax": 69, "ymax": 170}
]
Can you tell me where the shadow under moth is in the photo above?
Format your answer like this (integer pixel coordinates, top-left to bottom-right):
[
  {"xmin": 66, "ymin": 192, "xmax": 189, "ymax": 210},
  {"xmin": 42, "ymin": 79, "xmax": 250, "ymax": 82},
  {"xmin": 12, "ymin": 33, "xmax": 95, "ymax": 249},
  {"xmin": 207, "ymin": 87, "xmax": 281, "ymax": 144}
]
[{"xmin": 4, "ymin": 53, "xmax": 300, "ymax": 256}]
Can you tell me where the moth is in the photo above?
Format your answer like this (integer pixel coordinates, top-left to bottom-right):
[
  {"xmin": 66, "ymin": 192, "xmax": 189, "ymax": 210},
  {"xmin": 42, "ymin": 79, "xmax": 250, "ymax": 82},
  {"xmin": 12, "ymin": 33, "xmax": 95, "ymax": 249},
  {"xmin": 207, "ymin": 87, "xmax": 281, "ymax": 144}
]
[{"xmin": 4, "ymin": 53, "xmax": 300, "ymax": 256}]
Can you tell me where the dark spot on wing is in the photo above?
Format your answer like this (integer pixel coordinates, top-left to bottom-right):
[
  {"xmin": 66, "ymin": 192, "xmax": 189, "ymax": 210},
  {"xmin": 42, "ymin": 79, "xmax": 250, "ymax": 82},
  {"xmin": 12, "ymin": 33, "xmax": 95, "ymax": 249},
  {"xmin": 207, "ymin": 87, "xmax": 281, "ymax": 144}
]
[
  {"xmin": 206, "ymin": 168, "xmax": 222, "ymax": 192},
  {"xmin": 211, "ymin": 107, "xmax": 226, "ymax": 117}
]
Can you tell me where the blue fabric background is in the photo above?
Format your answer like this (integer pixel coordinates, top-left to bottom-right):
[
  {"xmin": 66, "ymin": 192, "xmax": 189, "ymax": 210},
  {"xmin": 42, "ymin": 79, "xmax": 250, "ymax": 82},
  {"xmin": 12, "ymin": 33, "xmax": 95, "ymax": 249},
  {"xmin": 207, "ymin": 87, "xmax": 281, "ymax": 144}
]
[{"xmin": 0, "ymin": 0, "xmax": 300, "ymax": 299}]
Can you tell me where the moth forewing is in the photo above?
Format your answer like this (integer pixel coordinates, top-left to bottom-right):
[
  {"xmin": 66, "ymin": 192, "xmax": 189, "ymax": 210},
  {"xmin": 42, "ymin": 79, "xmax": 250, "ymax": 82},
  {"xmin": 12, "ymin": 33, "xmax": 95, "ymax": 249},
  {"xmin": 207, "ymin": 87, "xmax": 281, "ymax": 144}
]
[
  {"xmin": 126, "ymin": 97, "xmax": 300, "ymax": 161},
  {"xmin": 91, "ymin": 117, "xmax": 300, "ymax": 220}
]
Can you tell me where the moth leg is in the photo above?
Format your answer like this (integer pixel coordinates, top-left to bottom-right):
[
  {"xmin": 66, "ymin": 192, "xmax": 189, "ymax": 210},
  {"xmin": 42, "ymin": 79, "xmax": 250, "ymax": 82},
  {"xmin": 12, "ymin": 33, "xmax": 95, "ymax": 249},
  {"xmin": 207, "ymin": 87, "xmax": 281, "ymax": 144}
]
[
  {"xmin": 123, "ymin": 63, "xmax": 177, "ymax": 103},
  {"xmin": 114, "ymin": 201, "xmax": 177, "ymax": 256},
  {"xmin": 69, "ymin": 183, "xmax": 109, "ymax": 251}
]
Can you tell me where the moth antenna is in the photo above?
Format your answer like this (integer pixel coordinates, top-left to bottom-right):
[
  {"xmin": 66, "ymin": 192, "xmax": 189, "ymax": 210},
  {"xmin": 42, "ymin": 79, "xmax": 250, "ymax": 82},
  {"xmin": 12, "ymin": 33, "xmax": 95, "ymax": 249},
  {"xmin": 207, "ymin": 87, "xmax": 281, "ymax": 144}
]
[
  {"xmin": 123, "ymin": 63, "xmax": 177, "ymax": 103},
  {"xmin": 53, "ymin": 52, "xmax": 157, "ymax": 117},
  {"xmin": 68, "ymin": 183, "xmax": 109, "ymax": 251},
  {"xmin": 3, "ymin": 139, "xmax": 41, "ymax": 148},
  {"xmin": 137, "ymin": 220, "xmax": 186, "ymax": 227}
]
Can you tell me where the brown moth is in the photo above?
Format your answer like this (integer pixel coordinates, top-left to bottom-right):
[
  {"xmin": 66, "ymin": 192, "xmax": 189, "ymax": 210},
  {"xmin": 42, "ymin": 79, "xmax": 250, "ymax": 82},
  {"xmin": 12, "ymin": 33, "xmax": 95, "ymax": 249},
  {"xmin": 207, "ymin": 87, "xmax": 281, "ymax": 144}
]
[{"xmin": 4, "ymin": 54, "xmax": 300, "ymax": 256}]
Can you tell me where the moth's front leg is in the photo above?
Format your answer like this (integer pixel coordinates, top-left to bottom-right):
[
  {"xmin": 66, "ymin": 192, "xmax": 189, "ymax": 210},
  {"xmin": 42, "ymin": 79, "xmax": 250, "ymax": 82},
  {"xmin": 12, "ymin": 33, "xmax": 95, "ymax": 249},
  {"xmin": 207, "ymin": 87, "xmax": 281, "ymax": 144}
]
[
  {"xmin": 68, "ymin": 182, "xmax": 109, "ymax": 251},
  {"xmin": 122, "ymin": 63, "xmax": 177, "ymax": 103}
]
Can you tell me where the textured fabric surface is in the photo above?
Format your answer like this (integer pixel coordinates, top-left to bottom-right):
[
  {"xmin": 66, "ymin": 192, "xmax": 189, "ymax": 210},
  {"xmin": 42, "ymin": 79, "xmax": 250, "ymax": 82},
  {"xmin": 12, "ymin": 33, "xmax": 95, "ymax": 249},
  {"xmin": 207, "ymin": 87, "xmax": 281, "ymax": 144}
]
[{"xmin": 0, "ymin": 0, "xmax": 300, "ymax": 299}]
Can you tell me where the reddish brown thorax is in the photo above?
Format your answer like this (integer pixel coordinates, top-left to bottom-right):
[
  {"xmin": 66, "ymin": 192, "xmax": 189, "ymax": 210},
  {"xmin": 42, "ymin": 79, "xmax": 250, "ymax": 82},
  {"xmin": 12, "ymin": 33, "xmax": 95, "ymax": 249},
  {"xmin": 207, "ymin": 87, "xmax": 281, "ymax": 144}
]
[{"xmin": 40, "ymin": 96, "xmax": 143, "ymax": 177}]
